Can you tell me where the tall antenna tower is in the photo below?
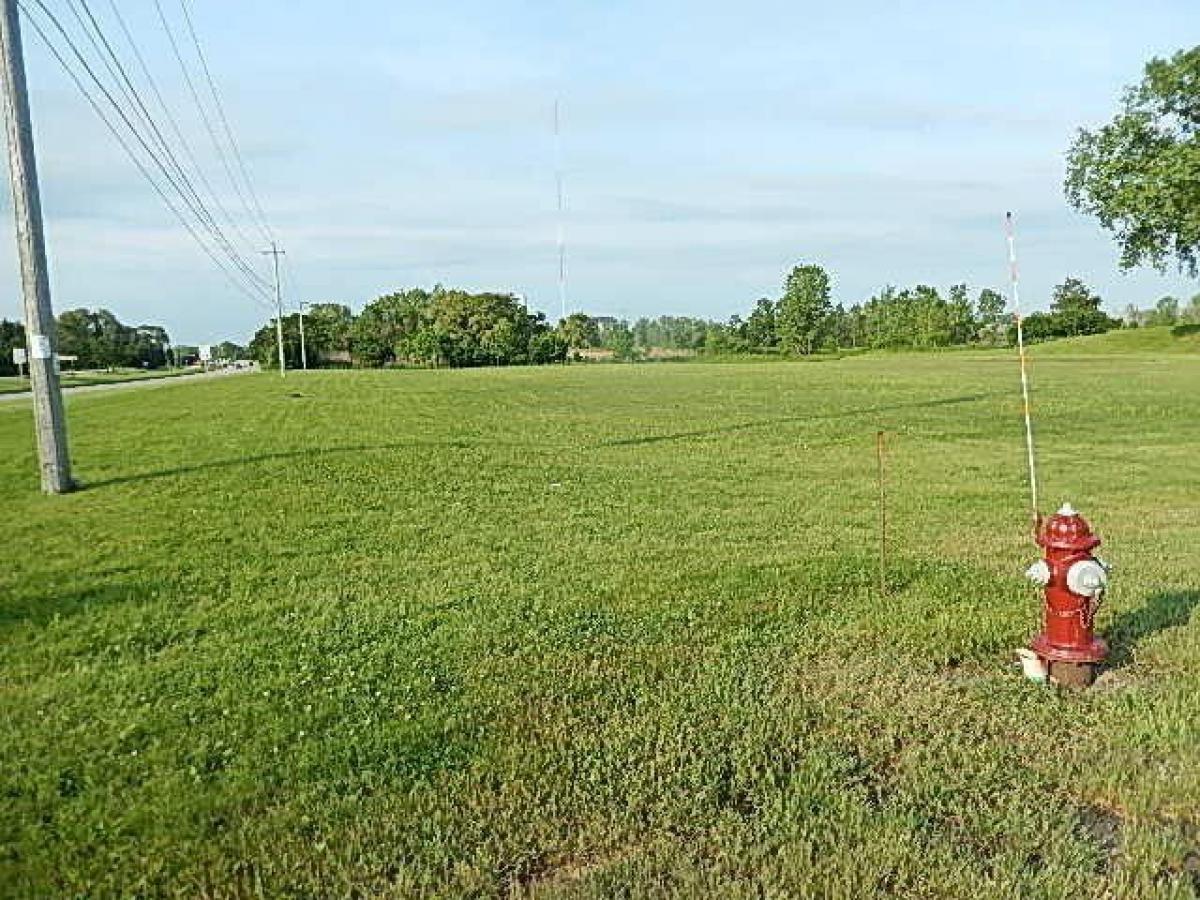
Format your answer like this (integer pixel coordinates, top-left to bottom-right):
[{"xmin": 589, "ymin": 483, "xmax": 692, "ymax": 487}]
[{"xmin": 554, "ymin": 98, "xmax": 567, "ymax": 322}]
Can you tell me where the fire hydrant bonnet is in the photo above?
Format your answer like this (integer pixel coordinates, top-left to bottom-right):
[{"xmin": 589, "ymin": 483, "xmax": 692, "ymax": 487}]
[{"xmin": 1037, "ymin": 502, "xmax": 1101, "ymax": 552}]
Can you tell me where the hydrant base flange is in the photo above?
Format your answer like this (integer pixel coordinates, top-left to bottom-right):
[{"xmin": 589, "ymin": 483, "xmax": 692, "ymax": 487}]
[{"xmin": 1030, "ymin": 633, "xmax": 1108, "ymax": 665}]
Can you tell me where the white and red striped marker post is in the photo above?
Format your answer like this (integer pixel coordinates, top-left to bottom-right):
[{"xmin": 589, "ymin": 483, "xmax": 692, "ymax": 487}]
[{"xmin": 1006, "ymin": 211, "xmax": 1040, "ymax": 532}]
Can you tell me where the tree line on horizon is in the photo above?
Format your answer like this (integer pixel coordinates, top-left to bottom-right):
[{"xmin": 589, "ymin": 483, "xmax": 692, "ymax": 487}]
[
  {"xmin": 0, "ymin": 307, "xmax": 250, "ymax": 377},
  {"xmin": 246, "ymin": 287, "xmax": 570, "ymax": 370},
  {"xmin": 2, "ymin": 46, "xmax": 1196, "ymax": 376},
  {"xmin": 560, "ymin": 272, "xmax": 1200, "ymax": 360},
  {"xmin": 244, "ymin": 44, "xmax": 1197, "ymax": 370},
  {"xmin": 237, "ymin": 267, "xmax": 1200, "ymax": 370},
  {"xmin": 4, "ymin": 41, "xmax": 1196, "ymax": 376},
  {"xmin": 2, "ymin": 273, "xmax": 1195, "ymax": 377},
  {"xmin": 0, "ymin": 309, "xmax": 174, "ymax": 377}
]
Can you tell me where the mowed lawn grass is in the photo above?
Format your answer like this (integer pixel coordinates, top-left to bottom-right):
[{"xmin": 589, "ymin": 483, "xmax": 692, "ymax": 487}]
[{"xmin": 1, "ymin": 349, "xmax": 1198, "ymax": 897}]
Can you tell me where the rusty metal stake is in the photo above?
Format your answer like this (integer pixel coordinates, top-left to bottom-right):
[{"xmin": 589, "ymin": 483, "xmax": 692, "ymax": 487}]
[{"xmin": 877, "ymin": 430, "xmax": 887, "ymax": 597}]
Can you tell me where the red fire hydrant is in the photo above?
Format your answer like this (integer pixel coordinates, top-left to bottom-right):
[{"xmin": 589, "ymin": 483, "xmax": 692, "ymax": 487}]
[{"xmin": 1025, "ymin": 503, "xmax": 1109, "ymax": 686}]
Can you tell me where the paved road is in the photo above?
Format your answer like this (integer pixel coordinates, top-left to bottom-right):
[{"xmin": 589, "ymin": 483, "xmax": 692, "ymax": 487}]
[{"xmin": 0, "ymin": 367, "xmax": 254, "ymax": 405}]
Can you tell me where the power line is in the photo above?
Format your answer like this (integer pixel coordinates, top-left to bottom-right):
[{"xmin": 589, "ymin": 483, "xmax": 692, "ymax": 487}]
[
  {"xmin": 20, "ymin": 0, "xmax": 273, "ymax": 307},
  {"xmin": 281, "ymin": 251, "xmax": 300, "ymax": 306},
  {"xmin": 58, "ymin": 0, "xmax": 268, "ymax": 294},
  {"xmin": 67, "ymin": 0, "xmax": 178, "ymax": 169},
  {"xmin": 20, "ymin": 0, "xmax": 272, "ymax": 309},
  {"xmin": 69, "ymin": 0, "xmax": 261, "ymax": 259},
  {"xmin": 101, "ymin": 0, "xmax": 259, "ymax": 254},
  {"xmin": 27, "ymin": 0, "xmax": 270, "ymax": 296},
  {"xmin": 176, "ymin": 0, "xmax": 273, "ymax": 244},
  {"xmin": 151, "ymin": 0, "xmax": 270, "ymax": 247}
]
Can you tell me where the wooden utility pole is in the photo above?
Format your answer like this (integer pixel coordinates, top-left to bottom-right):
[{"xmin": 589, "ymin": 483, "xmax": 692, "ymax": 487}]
[
  {"xmin": 0, "ymin": 0, "xmax": 72, "ymax": 493},
  {"xmin": 261, "ymin": 243, "xmax": 286, "ymax": 377}
]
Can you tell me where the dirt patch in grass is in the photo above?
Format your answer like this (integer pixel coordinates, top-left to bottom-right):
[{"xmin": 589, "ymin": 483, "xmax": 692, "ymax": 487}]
[
  {"xmin": 507, "ymin": 845, "xmax": 641, "ymax": 896},
  {"xmin": 1079, "ymin": 804, "xmax": 1124, "ymax": 874}
]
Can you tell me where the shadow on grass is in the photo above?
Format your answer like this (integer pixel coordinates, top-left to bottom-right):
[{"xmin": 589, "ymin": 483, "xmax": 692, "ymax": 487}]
[
  {"xmin": 0, "ymin": 576, "xmax": 149, "ymax": 633},
  {"xmin": 81, "ymin": 440, "xmax": 476, "ymax": 490},
  {"xmin": 83, "ymin": 393, "xmax": 1004, "ymax": 485},
  {"xmin": 1171, "ymin": 324, "xmax": 1200, "ymax": 338},
  {"xmin": 598, "ymin": 391, "xmax": 1000, "ymax": 448},
  {"xmin": 1106, "ymin": 589, "xmax": 1200, "ymax": 667}
]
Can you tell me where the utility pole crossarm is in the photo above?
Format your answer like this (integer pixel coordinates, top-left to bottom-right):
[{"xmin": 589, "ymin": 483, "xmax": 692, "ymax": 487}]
[{"xmin": 0, "ymin": 0, "xmax": 72, "ymax": 493}]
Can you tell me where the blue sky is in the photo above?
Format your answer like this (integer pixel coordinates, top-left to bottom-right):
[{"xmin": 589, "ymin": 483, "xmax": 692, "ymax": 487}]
[{"xmin": 1, "ymin": 0, "xmax": 1196, "ymax": 343}]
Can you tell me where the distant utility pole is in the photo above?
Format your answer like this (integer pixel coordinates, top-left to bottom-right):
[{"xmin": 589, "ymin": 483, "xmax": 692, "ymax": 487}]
[
  {"xmin": 298, "ymin": 301, "xmax": 308, "ymax": 371},
  {"xmin": 0, "ymin": 0, "xmax": 72, "ymax": 493},
  {"xmin": 261, "ymin": 243, "xmax": 286, "ymax": 377}
]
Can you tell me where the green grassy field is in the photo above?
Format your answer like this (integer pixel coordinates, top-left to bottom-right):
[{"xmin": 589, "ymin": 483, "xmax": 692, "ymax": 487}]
[
  {"xmin": 0, "ymin": 367, "xmax": 193, "ymax": 395},
  {"xmin": 2, "ymin": 341, "xmax": 1198, "ymax": 897},
  {"xmin": 1032, "ymin": 323, "xmax": 1200, "ymax": 356}
]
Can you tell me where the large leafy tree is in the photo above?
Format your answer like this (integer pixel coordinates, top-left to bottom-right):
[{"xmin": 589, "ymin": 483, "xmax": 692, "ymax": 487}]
[
  {"xmin": 604, "ymin": 321, "xmax": 639, "ymax": 361},
  {"xmin": 1065, "ymin": 46, "xmax": 1200, "ymax": 275},
  {"xmin": 1049, "ymin": 277, "xmax": 1118, "ymax": 337},
  {"xmin": 529, "ymin": 329, "xmax": 569, "ymax": 364},
  {"xmin": 946, "ymin": 283, "xmax": 977, "ymax": 346},
  {"xmin": 558, "ymin": 312, "xmax": 599, "ymax": 349},
  {"xmin": 909, "ymin": 284, "xmax": 949, "ymax": 348},
  {"xmin": 248, "ymin": 314, "xmax": 305, "ymax": 369},
  {"xmin": 305, "ymin": 303, "xmax": 354, "ymax": 358},
  {"xmin": 745, "ymin": 297, "xmax": 778, "ymax": 349},
  {"xmin": 0, "ymin": 318, "xmax": 26, "ymax": 375},
  {"xmin": 213, "ymin": 341, "xmax": 246, "ymax": 361},
  {"xmin": 1149, "ymin": 295, "xmax": 1180, "ymax": 326},
  {"xmin": 251, "ymin": 288, "xmax": 568, "ymax": 370},
  {"xmin": 777, "ymin": 264, "xmax": 832, "ymax": 355},
  {"xmin": 629, "ymin": 316, "xmax": 709, "ymax": 350},
  {"xmin": 247, "ymin": 304, "xmax": 349, "ymax": 370},
  {"xmin": 54, "ymin": 308, "xmax": 170, "ymax": 368},
  {"xmin": 350, "ymin": 289, "xmax": 430, "ymax": 367},
  {"xmin": 421, "ymin": 289, "xmax": 544, "ymax": 367},
  {"xmin": 976, "ymin": 288, "xmax": 1008, "ymax": 345}
]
